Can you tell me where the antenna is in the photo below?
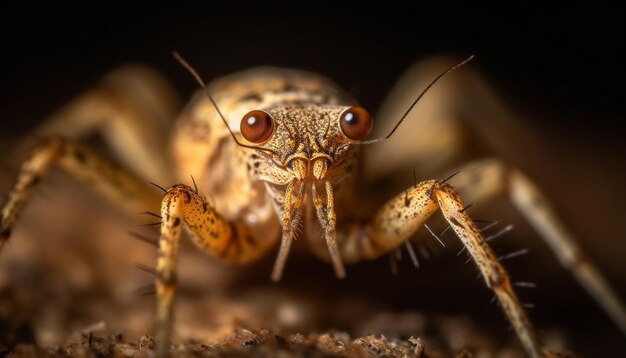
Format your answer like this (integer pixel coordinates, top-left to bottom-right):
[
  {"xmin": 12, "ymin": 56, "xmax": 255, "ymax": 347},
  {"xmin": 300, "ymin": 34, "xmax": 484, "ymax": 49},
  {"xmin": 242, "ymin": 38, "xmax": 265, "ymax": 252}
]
[
  {"xmin": 359, "ymin": 55, "xmax": 475, "ymax": 145},
  {"xmin": 172, "ymin": 51, "xmax": 277, "ymax": 155}
]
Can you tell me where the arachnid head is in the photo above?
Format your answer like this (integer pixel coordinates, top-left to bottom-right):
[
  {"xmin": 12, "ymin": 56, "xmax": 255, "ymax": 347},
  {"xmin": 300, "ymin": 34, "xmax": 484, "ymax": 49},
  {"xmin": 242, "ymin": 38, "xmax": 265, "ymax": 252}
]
[
  {"xmin": 237, "ymin": 103, "xmax": 373, "ymax": 281},
  {"xmin": 240, "ymin": 104, "xmax": 372, "ymax": 185},
  {"xmin": 173, "ymin": 51, "xmax": 473, "ymax": 281}
]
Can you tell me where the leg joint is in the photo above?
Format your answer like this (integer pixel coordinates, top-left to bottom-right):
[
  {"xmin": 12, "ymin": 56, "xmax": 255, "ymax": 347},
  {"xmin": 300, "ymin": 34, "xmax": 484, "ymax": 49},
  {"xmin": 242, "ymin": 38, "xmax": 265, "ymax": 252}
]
[
  {"xmin": 157, "ymin": 274, "xmax": 177, "ymax": 287},
  {"xmin": 34, "ymin": 135, "xmax": 65, "ymax": 154},
  {"xmin": 164, "ymin": 184, "xmax": 195, "ymax": 203},
  {"xmin": 486, "ymin": 271, "xmax": 511, "ymax": 290}
]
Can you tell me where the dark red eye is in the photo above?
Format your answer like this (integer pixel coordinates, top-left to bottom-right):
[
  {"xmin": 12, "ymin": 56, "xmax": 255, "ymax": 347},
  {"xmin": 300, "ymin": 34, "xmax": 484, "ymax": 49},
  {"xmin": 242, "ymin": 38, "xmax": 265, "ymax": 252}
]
[
  {"xmin": 241, "ymin": 110, "xmax": 274, "ymax": 143},
  {"xmin": 339, "ymin": 106, "xmax": 373, "ymax": 141}
]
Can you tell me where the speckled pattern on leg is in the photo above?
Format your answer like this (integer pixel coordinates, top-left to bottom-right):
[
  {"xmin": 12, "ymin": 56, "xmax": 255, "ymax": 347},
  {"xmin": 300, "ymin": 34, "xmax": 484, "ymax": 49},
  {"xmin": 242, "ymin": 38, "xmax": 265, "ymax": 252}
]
[
  {"xmin": 155, "ymin": 183, "xmax": 279, "ymax": 357},
  {"xmin": 319, "ymin": 180, "xmax": 543, "ymax": 357}
]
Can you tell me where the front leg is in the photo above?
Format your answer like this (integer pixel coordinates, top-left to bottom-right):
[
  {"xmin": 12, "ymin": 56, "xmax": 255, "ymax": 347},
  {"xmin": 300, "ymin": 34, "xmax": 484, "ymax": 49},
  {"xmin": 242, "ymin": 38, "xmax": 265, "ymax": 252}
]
[
  {"xmin": 321, "ymin": 180, "xmax": 544, "ymax": 358},
  {"xmin": 156, "ymin": 184, "xmax": 278, "ymax": 357}
]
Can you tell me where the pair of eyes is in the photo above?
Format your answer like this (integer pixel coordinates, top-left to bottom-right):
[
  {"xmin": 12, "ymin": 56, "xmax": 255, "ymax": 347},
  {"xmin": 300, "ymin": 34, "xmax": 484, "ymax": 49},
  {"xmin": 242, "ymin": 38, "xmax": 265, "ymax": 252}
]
[{"xmin": 240, "ymin": 107, "xmax": 373, "ymax": 144}]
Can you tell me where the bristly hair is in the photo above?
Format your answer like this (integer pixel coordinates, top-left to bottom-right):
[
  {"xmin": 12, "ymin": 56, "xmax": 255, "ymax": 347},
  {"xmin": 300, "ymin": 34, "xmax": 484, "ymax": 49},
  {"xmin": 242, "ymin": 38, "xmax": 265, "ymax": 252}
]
[{"xmin": 128, "ymin": 231, "xmax": 158, "ymax": 247}]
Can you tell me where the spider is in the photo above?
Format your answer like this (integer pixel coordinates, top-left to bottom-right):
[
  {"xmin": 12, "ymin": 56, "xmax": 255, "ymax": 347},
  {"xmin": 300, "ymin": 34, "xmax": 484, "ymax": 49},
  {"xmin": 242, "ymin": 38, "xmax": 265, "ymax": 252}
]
[{"xmin": 1, "ymin": 54, "xmax": 624, "ymax": 358}]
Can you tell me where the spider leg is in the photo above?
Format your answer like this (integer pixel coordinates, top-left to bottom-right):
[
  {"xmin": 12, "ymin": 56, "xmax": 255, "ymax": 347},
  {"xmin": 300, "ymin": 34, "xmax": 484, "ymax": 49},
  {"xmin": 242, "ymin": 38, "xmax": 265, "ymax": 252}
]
[
  {"xmin": 435, "ymin": 183, "xmax": 542, "ymax": 357},
  {"xmin": 0, "ymin": 136, "xmax": 162, "ymax": 250},
  {"xmin": 9, "ymin": 66, "xmax": 181, "ymax": 182},
  {"xmin": 156, "ymin": 184, "xmax": 279, "ymax": 358},
  {"xmin": 363, "ymin": 56, "xmax": 625, "ymax": 339},
  {"xmin": 448, "ymin": 158, "xmax": 626, "ymax": 335},
  {"xmin": 311, "ymin": 180, "xmax": 544, "ymax": 357}
]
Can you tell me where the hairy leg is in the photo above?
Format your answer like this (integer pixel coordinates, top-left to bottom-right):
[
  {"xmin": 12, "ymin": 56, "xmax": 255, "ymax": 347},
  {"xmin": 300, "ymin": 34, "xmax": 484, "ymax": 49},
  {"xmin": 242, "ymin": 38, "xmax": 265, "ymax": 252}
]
[
  {"xmin": 447, "ymin": 158, "xmax": 626, "ymax": 334},
  {"xmin": 155, "ymin": 184, "xmax": 279, "ymax": 357},
  {"xmin": 310, "ymin": 179, "xmax": 544, "ymax": 357},
  {"xmin": 0, "ymin": 136, "xmax": 162, "ymax": 250},
  {"xmin": 362, "ymin": 57, "xmax": 625, "ymax": 343}
]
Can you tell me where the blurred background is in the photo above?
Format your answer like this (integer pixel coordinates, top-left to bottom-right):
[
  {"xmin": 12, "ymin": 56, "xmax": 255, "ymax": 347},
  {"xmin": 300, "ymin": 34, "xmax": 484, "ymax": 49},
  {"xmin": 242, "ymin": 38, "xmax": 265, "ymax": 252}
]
[{"xmin": 0, "ymin": 3, "xmax": 624, "ymax": 357}]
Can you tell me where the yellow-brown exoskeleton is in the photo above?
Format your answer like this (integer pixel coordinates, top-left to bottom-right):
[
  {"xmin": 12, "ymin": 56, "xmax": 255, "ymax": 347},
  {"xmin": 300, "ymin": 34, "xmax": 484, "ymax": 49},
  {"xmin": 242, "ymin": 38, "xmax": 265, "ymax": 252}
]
[{"xmin": 1, "ymin": 54, "xmax": 624, "ymax": 358}]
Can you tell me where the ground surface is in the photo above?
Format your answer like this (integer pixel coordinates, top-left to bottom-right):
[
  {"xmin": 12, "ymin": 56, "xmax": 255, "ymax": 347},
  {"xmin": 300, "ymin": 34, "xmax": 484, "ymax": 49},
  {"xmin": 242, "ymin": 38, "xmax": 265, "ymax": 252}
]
[{"xmin": 0, "ymin": 185, "xmax": 574, "ymax": 357}]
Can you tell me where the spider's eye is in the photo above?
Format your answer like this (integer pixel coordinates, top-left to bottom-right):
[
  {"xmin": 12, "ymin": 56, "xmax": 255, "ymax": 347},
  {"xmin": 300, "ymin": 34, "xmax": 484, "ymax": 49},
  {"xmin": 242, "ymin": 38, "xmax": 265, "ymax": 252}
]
[
  {"xmin": 241, "ymin": 110, "xmax": 274, "ymax": 143},
  {"xmin": 339, "ymin": 106, "xmax": 373, "ymax": 141}
]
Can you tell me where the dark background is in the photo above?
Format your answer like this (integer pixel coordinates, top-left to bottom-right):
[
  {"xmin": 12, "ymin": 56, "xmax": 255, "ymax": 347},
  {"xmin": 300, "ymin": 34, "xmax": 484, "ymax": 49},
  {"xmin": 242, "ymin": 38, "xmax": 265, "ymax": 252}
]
[
  {"xmin": 0, "ymin": 3, "xmax": 623, "ymax": 138},
  {"xmin": 1, "ymin": 3, "xmax": 624, "ymax": 356}
]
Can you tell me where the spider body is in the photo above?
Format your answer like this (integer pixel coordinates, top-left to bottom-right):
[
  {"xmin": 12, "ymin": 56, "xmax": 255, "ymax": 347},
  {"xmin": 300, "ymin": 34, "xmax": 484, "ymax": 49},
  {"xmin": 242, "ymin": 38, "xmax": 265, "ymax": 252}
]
[{"xmin": 1, "ymin": 58, "xmax": 625, "ymax": 358}]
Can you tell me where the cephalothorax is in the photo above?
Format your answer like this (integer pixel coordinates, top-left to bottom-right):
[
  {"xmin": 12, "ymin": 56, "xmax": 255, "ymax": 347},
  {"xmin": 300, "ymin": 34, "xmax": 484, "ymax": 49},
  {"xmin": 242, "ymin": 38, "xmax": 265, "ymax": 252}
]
[{"xmin": 1, "ymin": 55, "xmax": 625, "ymax": 358}]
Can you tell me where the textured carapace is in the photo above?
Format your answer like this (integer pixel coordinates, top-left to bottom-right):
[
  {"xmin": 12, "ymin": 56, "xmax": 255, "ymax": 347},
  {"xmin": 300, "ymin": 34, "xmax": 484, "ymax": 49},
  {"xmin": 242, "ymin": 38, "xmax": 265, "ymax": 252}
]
[
  {"xmin": 171, "ymin": 67, "xmax": 365, "ymax": 279},
  {"xmin": 3, "ymin": 56, "xmax": 624, "ymax": 358}
]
